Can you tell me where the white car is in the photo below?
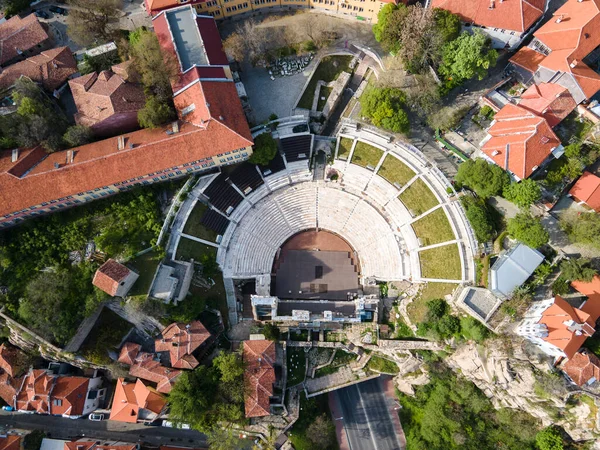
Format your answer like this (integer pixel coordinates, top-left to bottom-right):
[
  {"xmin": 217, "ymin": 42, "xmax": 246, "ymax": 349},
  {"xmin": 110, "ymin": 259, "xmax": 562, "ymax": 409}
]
[
  {"xmin": 162, "ymin": 420, "xmax": 190, "ymax": 429},
  {"xmin": 89, "ymin": 413, "xmax": 105, "ymax": 421}
]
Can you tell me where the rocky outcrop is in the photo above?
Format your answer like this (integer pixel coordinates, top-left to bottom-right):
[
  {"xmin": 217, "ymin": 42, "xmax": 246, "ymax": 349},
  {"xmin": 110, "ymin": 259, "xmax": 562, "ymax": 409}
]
[{"xmin": 446, "ymin": 340, "xmax": 600, "ymax": 442}]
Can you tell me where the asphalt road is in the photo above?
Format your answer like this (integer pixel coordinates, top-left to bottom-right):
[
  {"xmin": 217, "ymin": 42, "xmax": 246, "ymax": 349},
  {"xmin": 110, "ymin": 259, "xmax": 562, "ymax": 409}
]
[
  {"xmin": 0, "ymin": 411, "xmax": 208, "ymax": 448},
  {"xmin": 333, "ymin": 378, "xmax": 403, "ymax": 450}
]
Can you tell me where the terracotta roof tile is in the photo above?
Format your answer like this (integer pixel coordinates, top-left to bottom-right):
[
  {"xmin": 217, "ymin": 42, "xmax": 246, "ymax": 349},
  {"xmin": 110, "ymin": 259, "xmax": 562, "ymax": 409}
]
[
  {"xmin": 563, "ymin": 349, "xmax": 600, "ymax": 386},
  {"xmin": 93, "ymin": 259, "xmax": 131, "ymax": 296},
  {"xmin": 118, "ymin": 343, "xmax": 142, "ymax": 365},
  {"xmin": 0, "ymin": 343, "xmax": 28, "ymax": 378},
  {"xmin": 243, "ymin": 340, "xmax": 275, "ymax": 418},
  {"xmin": 128, "ymin": 352, "xmax": 182, "ymax": 393},
  {"xmin": 518, "ymin": 83, "xmax": 577, "ymax": 127},
  {"xmin": 569, "ymin": 171, "xmax": 600, "ymax": 211},
  {"xmin": 155, "ymin": 321, "xmax": 211, "ymax": 369},
  {"xmin": 481, "ymin": 104, "xmax": 561, "ymax": 179},
  {"xmin": 0, "ymin": 47, "xmax": 77, "ymax": 91},
  {"xmin": 65, "ymin": 442, "xmax": 136, "ymax": 450},
  {"xmin": 109, "ymin": 378, "xmax": 166, "ymax": 423},
  {"xmin": 69, "ymin": 67, "xmax": 146, "ymax": 128},
  {"xmin": 0, "ymin": 436, "xmax": 20, "ymax": 450},
  {"xmin": 0, "ymin": 14, "xmax": 49, "ymax": 66},
  {"xmin": 431, "ymin": 0, "xmax": 545, "ymax": 32},
  {"xmin": 510, "ymin": 47, "xmax": 548, "ymax": 73}
]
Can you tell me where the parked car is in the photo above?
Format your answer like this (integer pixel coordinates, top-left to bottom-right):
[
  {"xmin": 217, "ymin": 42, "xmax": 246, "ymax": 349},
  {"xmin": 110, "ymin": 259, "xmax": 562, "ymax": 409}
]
[
  {"xmin": 34, "ymin": 10, "xmax": 50, "ymax": 19},
  {"xmin": 162, "ymin": 421, "xmax": 190, "ymax": 429},
  {"xmin": 1, "ymin": 406, "xmax": 14, "ymax": 411},
  {"xmin": 88, "ymin": 413, "xmax": 105, "ymax": 421},
  {"xmin": 48, "ymin": 6, "xmax": 68, "ymax": 15}
]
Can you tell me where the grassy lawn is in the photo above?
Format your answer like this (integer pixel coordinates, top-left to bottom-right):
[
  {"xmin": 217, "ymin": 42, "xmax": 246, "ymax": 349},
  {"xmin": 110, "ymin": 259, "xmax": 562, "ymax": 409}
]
[
  {"xmin": 419, "ymin": 243, "xmax": 462, "ymax": 280},
  {"xmin": 297, "ymin": 55, "xmax": 353, "ymax": 110},
  {"xmin": 175, "ymin": 237, "xmax": 217, "ymax": 262},
  {"xmin": 399, "ymin": 178, "xmax": 439, "ymax": 217},
  {"xmin": 351, "ymin": 141, "xmax": 384, "ymax": 169},
  {"xmin": 288, "ymin": 393, "xmax": 338, "ymax": 450},
  {"xmin": 338, "ymin": 137, "xmax": 354, "ymax": 159},
  {"xmin": 80, "ymin": 309, "xmax": 134, "ymax": 365},
  {"xmin": 127, "ymin": 250, "xmax": 162, "ymax": 298},
  {"xmin": 377, "ymin": 155, "xmax": 415, "ymax": 187},
  {"xmin": 317, "ymin": 86, "xmax": 332, "ymax": 111},
  {"xmin": 287, "ymin": 347, "xmax": 307, "ymax": 386},
  {"xmin": 366, "ymin": 355, "xmax": 399, "ymax": 374},
  {"xmin": 411, "ymin": 208, "xmax": 455, "ymax": 247},
  {"xmin": 407, "ymin": 282, "xmax": 458, "ymax": 324},
  {"xmin": 182, "ymin": 202, "xmax": 218, "ymax": 243}
]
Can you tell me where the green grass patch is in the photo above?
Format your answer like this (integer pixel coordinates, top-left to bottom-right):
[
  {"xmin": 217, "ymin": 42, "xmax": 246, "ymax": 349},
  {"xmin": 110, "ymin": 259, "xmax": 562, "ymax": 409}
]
[
  {"xmin": 297, "ymin": 55, "xmax": 353, "ymax": 110},
  {"xmin": 80, "ymin": 308, "xmax": 133, "ymax": 365},
  {"xmin": 399, "ymin": 179, "xmax": 439, "ymax": 217},
  {"xmin": 407, "ymin": 282, "xmax": 458, "ymax": 325},
  {"xmin": 377, "ymin": 155, "xmax": 416, "ymax": 187},
  {"xmin": 411, "ymin": 208, "xmax": 455, "ymax": 247},
  {"xmin": 351, "ymin": 141, "xmax": 384, "ymax": 169},
  {"xmin": 175, "ymin": 237, "xmax": 217, "ymax": 262},
  {"xmin": 127, "ymin": 250, "xmax": 162, "ymax": 298},
  {"xmin": 317, "ymin": 86, "xmax": 332, "ymax": 111},
  {"xmin": 366, "ymin": 355, "xmax": 399, "ymax": 374},
  {"xmin": 337, "ymin": 137, "xmax": 353, "ymax": 159},
  {"xmin": 287, "ymin": 347, "xmax": 307, "ymax": 386},
  {"xmin": 182, "ymin": 202, "xmax": 218, "ymax": 242},
  {"xmin": 419, "ymin": 244, "xmax": 462, "ymax": 280}
]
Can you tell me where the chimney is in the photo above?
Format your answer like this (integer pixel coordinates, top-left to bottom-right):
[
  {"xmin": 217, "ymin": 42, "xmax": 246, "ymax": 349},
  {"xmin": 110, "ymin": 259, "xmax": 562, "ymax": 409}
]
[
  {"xmin": 117, "ymin": 136, "xmax": 125, "ymax": 150},
  {"xmin": 172, "ymin": 122, "xmax": 179, "ymax": 133},
  {"xmin": 122, "ymin": 97, "xmax": 128, "ymax": 103},
  {"xmin": 570, "ymin": 59, "xmax": 578, "ymax": 68},
  {"xmin": 54, "ymin": 162, "xmax": 60, "ymax": 169},
  {"xmin": 219, "ymin": 115, "xmax": 224, "ymax": 121},
  {"xmin": 66, "ymin": 150, "xmax": 74, "ymax": 164},
  {"xmin": 556, "ymin": 14, "xmax": 564, "ymax": 23},
  {"xmin": 11, "ymin": 149, "xmax": 18, "ymax": 162},
  {"xmin": 489, "ymin": 0, "xmax": 495, "ymax": 9}
]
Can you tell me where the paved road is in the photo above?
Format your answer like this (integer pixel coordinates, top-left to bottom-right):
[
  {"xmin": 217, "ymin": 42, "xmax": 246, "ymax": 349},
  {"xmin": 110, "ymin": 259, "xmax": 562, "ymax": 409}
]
[
  {"xmin": 0, "ymin": 411, "xmax": 208, "ymax": 448},
  {"xmin": 332, "ymin": 378, "xmax": 403, "ymax": 450}
]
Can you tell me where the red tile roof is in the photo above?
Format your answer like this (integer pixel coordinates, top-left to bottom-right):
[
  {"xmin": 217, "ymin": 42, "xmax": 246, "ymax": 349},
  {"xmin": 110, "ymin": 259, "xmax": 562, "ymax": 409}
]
[
  {"xmin": 0, "ymin": 343, "xmax": 28, "ymax": 378},
  {"xmin": 431, "ymin": 0, "xmax": 545, "ymax": 32},
  {"xmin": 155, "ymin": 321, "xmax": 211, "ymax": 369},
  {"xmin": 569, "ymin": 171, "xmax": 600, "ymax": 212},
  {"xmin": 243, "ymin": 340, "xmax": 275, "ymax": 418},
  {"xmin": 15, "ymin": 369, "xmax": 90, "ymax": 416},
  {"xmin": 510, "ymin": 46, "xmax": 548, "ymax": 73},
  {"xmin": 481, "ymin": 103, "xmax": 561, "ymax": 179},
  {"xmin": 0, "ymin": 436, "xmax": 20, "ymax": 450},
  {"xmin": 518, "ymin": 83, "xmax": 577, "ymax": 127},
  {"xmin": 65, "ymin": 441, "xmax": 136, "ymax": 450},
  {"xmin": 511, "ymin": 0, "xmax": 600, "ymax": 100},
  {"xmin": 0, "ymin": 47, "xmax": 77, "ymax": 92},
  {"xmin": 145, "ymin": 0, "xmax": 206, "ymax": 17},
  {"xmin": 563, "ymin": 349, "xmax": 600, "ymax": 386},
  {"xmin": 128, "ymin": 352, "xmax": 182, "ymax": 393},
  {"xmin": 69, "ymin": 67, "xmax": 146, "ymax": 128},
  {"xmin": 0, "ymin": 14, "xmax": 49, "ymax": 66},
  {"xmin": 539, "ymin": 296, "xmax": 594, "ymax": 359},
  {"xmin": 118, "ymin": 342, "xmax": 142, "ymax": 365},
  {"xmin": 109, "ymin": 378, "xmax": 166, "ymax": 423},
  {"xmin": 92, "ymin": 259, "xmax": 132, "ymax": 296}
]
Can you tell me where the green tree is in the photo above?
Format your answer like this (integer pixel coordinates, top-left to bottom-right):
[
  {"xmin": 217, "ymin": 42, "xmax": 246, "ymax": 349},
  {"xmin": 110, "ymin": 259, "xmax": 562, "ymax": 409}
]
[
  {"xmin": 535, "ymin": 426, "xmax": 564, "ymax": 450},
  {"xmin": 560, "ymin": 258, "xmax": 597, "ymax": 283},
  {"xmin": 433, "ymin": 8, "xmax": 461, "ymax": 43},
  {"xmin": 213, "ymin": 351, "xmax": 245, "ymax": 385},
  {"xmin": 439, "ymin": 31, "xmax": 498, "ymax": 90},
  {"xmin": 138, "ymin": 95, "xmax": 175, "ymax": 129},
  {"xmin": 207, "ymin": 428, "xmax": 246, "ymax": 450},
  {"xmin": 455, "ymin": 159, "xmax": 509, "ymax": 199},
  {"xmin": 461, "ymin": 196, "xmax": 497, "ymax": 241},
  {"xmin": 503, "ymin": 179, "xmax": 542, "ymax": 208},
  {"xmin": 63, "ymin": 125, "xmax": 94, "ymax": 148},
  {"xmin": 249, "ymin": 133, "xmax": 278, "ymax": 166},
  {"xmin": 360, "ymin": 87, "xmax": 409, "ymax": 133},
  {"xmin": 261, "ymin": 323, "xmax": 280, "ymax": 341},
  {"xmin": 507, "ymin": 213, "xmax": 549, "ymax": 248},
  {"xmin": 23, "ymin": 430, "xmax": 45, "ymax": 450},
  {"xmin": 417, "ymin": 299, "xmax": 461, "ymax": 341},
  {"xmin": 1, "ymin": 0, "xmax": 30, "ymax": 17},
  {"xmin": 66, "ymin": 0, "xmax": 123, "ymax": 46},
  {"xmin": 460, "ymin": 316, "xmax": 489, "ymax": 342},
  {"xmin": 560, "ymin": 212, "xmax": 600, "ymax": 250},
  {"xmin": 373, "ymin": 4, "xmax": 404, "ymax": 48},
  {"xmin": 306, "ymin": 414, "xmax": 336, "ymax": 448}
]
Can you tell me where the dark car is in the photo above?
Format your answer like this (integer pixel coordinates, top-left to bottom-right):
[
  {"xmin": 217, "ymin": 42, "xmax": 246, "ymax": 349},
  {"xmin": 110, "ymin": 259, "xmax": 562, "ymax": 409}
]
[
  {"xmin": 34, "ymin": 10, "xmax": 50, "ymax": 19},
  {"xmin": 48, "ymin": 5, "xmax": 68, "ymax": 15}
]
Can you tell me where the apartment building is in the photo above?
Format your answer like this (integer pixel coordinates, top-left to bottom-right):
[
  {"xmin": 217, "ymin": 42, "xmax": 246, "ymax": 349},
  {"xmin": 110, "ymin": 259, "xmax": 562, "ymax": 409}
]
[
  {"xmin": 146, "ymin": 0, "xmax": 400, "ymax": 23},
  {"xmin": 0, "ymin": 8, "xmax": 253, "ymax": 229}
]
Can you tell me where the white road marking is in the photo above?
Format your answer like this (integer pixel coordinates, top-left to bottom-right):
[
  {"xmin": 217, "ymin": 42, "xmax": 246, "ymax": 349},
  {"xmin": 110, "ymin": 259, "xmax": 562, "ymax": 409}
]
[{"xmin": 355, "ymin": 384, "xmax": 378, "ymax": 450}]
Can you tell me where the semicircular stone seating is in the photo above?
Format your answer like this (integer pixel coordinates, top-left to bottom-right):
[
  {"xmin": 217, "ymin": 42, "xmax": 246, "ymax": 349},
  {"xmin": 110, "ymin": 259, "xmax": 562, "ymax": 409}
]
[{"xmin": 216, "ymin": 125, "xmax": 476, "ymax": 286}]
